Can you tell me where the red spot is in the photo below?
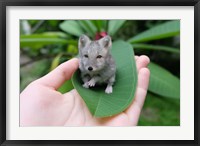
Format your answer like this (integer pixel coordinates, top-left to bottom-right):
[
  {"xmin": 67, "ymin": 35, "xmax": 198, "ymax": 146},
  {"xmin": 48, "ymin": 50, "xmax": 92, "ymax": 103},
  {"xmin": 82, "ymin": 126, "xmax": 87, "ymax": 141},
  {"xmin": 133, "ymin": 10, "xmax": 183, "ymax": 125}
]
[{"xmin": 95, "ymin": 32, "xmax": 108, "ymax": 40}]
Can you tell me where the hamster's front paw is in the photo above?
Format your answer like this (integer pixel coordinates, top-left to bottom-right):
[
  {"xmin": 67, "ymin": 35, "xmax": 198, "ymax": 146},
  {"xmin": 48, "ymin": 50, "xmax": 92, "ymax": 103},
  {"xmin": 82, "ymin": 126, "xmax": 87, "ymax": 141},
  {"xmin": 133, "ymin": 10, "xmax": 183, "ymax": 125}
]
[
  {"xmin": 105, "ymin": 85, "xmax": 113, "ymax": 94},
  {"xmin": 82, "ymin": 82, "xmax": 89, "ymax": 88},
  {"xmin": 88, "ymin": 79, "xmax": 96, "ymax": 87}
]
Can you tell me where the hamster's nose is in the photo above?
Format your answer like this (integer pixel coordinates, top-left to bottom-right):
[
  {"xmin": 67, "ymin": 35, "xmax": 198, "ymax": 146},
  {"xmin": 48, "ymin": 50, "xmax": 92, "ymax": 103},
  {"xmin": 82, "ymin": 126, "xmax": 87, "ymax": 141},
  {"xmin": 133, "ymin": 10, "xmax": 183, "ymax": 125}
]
[{"xmin": 88, "ymin": 67, "xmax": 93, "ymax": 71}]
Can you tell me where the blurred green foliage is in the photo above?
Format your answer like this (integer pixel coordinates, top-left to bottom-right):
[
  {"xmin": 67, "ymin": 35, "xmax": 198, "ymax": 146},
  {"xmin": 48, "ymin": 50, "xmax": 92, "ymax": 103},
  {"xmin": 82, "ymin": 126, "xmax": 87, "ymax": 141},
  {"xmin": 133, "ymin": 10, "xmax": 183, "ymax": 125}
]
[{"xmin": 20, "ymin": 20, "xmax": 180, "ymax": 126}]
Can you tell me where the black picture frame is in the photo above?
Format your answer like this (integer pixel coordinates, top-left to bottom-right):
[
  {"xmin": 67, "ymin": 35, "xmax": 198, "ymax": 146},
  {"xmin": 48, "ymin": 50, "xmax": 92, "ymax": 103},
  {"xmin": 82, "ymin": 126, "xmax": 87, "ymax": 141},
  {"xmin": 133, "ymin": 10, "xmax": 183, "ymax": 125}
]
[{"xmin": 0, "ymin": 0, "xmax": 199, "ymax": 145}]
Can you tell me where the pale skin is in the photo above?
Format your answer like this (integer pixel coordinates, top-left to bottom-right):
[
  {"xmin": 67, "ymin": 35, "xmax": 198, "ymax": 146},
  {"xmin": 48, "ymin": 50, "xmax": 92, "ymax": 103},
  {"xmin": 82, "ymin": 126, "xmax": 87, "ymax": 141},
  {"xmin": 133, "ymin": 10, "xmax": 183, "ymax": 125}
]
[{"xmin": 20, "ymin": 55, "xmax": 150, "ymax": 126}]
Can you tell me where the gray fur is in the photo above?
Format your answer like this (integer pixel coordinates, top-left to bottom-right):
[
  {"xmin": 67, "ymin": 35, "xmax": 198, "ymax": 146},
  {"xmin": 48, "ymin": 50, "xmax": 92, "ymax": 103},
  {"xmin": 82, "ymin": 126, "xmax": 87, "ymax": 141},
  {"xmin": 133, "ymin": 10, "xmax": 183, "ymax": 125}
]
[{"xmin": 78, "ymin": 34, "xmax": 116, "ymax": 94}]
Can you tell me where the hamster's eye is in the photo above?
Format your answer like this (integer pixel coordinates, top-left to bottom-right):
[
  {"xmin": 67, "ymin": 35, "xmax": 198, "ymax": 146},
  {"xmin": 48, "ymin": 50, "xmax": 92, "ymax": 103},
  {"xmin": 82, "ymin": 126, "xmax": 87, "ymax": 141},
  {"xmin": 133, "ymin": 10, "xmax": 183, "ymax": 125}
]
[
  {"xmin": 97, "ymin": 55, "xmax": 102, "ymax": 59},
  {"xmin": 84, "ymin": 54, "xmax": 88, "ymax": 58}
]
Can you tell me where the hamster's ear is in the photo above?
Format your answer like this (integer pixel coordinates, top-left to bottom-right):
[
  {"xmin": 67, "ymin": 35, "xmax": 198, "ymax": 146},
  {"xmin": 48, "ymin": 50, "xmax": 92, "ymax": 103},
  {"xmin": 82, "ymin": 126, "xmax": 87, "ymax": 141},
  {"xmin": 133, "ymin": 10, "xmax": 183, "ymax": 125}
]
[
  {"xmin": 78, "ymin": 34, "xmax": 91, "ymax": 49},
  {"xmin": 98, "ymin": 35, "xmax": 112, "ymax": 49}
]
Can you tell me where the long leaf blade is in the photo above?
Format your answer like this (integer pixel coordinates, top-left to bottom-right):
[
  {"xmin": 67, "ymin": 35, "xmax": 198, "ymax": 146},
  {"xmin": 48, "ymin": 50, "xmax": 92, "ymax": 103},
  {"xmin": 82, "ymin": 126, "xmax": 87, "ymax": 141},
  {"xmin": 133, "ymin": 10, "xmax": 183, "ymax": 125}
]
[
  {"xmin": 91, "ymin": 20, "xmax": 107, "ymax": 32},
  {"xmin": 59, "ymin": 20, "xmax": 84, "ymax": 37},
  {"xmin": 50, "ymin": 53, "xmax": 63, "ymax": 71},
  {"xmin": 128, "ymin": 20, "xmax": 180, "ymax": 43},
  {"xmin": 148, "ymin": 62, "xmax": 180, "ymax": 98},
  {"xmin": 108, "ymin": 20, "xmax": 126, "ymax": 36},
  {"xmin": 20, "ymin": 37, "xmax": 67, "ymax": 49},
  {"xmin": 133, "ymin": 44, "xmax": 180, "ymax": 54},
  {"xmin": 20, "ymin": 32, "xmax": 77, "ymax": 49},
  {"xmin": 78, "ymin": 20, "xmax": 97, "ymax": 37},
  {"xmin": 20, "ymin": 32, "xmax": 67, "ymax": 39}
]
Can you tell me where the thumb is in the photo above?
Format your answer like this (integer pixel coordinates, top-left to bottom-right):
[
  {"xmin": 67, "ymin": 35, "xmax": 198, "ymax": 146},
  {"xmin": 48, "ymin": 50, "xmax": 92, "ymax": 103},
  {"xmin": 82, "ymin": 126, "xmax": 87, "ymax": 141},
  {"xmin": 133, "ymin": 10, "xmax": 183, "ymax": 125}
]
[{"xmin": 35, "ymin": 58, "xmax": 79, "ymax": 89}]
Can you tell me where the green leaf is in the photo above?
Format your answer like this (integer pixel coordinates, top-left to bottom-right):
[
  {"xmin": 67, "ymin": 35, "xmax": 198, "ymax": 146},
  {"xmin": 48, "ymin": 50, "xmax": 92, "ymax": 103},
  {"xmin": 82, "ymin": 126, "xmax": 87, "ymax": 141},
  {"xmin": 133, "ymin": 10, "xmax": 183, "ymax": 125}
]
[
  {"xmin": 72, "ymin": 41, "xmax": 137, "ymax": 117},
  {"xmin": 59, "ymin": 20, "xmax": 84, "ymax": 37},
  {"xmin": 20, "ymin": 37, "xmax": 67, "ymax": 49},
  {"xmin": 20, "ymin": 32, "xmax": 67, "ymax": 39},
  {"xmin": 148, "ymin": 62, "xmax": 180, "ymax": 98},
  {"xmin": 101, "ymin": 20, "xmax": 107, "ymax": 31},
  {"xmin": 138, "ymin": 93, "xmax": 180, "ymax": 126},
  {"xmin": 91, "ymin": 20, "xmax": 107, "ymax": 32},
  {"xmin": 67, "ymin": 45, "xmax": 78, "ymax": 54},
  {"xmin": 20, "ymin": 32, "xmax": 77, "ymax": 49},
  {"xmin": 58, "ymin": 80, "xmax": 74, "ymax": 93},
  {"xmin": 78, "ymin": 20, "xmax": 97, "ymax": 37},
  {"xmin": 133, "ymin": 44, "xmax": 180, "ymax": 54},
  {"xmin": 128, "ymin": 20, "xmax": 180, "ymax": 43},
  {"xmin": 108, "ymin": 20, "xmax": 126, "ymax": 36},
  {"xmin": 42, "ymin": 32, "xmax": 68, "ymax": 38},
  {"xmin": 50, "ymin": 54, "xmax": 62, "ymax": 71}
]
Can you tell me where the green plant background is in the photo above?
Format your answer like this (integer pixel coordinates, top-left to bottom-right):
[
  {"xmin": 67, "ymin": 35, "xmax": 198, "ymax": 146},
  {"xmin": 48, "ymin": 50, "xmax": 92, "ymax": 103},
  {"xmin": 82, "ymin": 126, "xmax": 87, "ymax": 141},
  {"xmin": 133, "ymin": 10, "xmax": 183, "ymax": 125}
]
[{"xmin": 20, "ymin": 20, "xmax": 180, "ymax": 126}]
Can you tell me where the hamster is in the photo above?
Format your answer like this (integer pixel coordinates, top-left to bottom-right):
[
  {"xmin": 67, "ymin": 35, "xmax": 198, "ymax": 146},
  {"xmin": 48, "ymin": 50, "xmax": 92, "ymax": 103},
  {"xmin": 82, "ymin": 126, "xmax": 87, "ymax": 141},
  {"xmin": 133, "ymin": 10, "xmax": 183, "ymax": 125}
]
[{"xmin": 78, "ymin": 34, "xmax": 116, "ymax": 94}]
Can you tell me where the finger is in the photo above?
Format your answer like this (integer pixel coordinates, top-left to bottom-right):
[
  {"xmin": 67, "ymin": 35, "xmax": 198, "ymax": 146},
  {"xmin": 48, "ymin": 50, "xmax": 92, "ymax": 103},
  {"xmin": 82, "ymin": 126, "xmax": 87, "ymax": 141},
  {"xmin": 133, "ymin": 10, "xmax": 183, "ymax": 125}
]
[
  {"xmin": 125, "ymin": 68, "xmax": 150, "ymax": 125},
  {"xmin": 136, "ymin": 55, "xmax": 150, "ymax": 72},
  {"xmin": 35, "ymin": 58, "xmax": 79, "ymax": 89}
]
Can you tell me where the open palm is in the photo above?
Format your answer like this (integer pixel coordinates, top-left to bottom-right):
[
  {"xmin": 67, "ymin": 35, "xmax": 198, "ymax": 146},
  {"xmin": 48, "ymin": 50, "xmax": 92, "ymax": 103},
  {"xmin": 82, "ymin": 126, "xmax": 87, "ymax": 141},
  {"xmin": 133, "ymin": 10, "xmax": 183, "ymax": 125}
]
[{"xmin": 20, "ymin": 56, "xmax": 150, "ymax": 126}]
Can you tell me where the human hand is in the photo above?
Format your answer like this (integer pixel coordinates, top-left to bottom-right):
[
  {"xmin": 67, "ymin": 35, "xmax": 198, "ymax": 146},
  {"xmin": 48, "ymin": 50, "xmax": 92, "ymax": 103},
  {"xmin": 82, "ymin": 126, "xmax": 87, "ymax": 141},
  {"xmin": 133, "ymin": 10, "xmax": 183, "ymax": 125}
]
[{"xmin": 20, "ymin": 56, "xmax": 150, "ymax": 126}]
